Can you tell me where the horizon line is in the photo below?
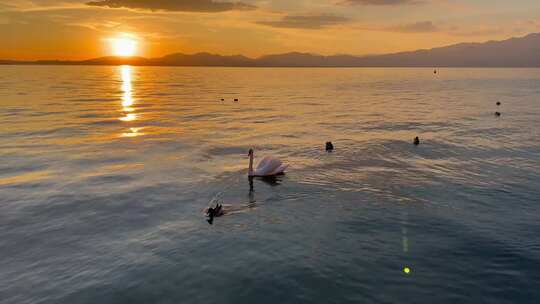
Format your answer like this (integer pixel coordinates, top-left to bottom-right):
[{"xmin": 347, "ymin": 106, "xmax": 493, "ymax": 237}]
[{"xmin": 2, "ymin": 32, "xmax": 538, "ymax": 63}]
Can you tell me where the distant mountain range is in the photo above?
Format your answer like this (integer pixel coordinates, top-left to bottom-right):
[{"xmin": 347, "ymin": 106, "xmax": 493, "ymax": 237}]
[{"xmin": 3, "ymin": 33, "xmax": 540, "ymax": 67}]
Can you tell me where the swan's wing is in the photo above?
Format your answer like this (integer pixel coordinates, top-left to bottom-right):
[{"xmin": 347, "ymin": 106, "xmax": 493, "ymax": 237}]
[
  {"xmin": 256, "ymin": 156, "xmax": 275, "ymax": 170},
  {"xmin": 268, "ymin": 164, "xmax": 288, "ymax": 176},
  {"xmin": 255, "ymin": 156, "xmax": 283, "ymax": 176},
  {"xmin": 256, "ymin": 156, "xmax": 281, "ymax": 171},
  {"xmin": 255, "ymin": 157, "xmax": 268, "ymax": 171}
]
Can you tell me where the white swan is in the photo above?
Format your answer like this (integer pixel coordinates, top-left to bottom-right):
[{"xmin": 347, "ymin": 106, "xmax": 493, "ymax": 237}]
[{"xmin": 248, "ymin": 149, "xmax": 288, "ymax": 177}]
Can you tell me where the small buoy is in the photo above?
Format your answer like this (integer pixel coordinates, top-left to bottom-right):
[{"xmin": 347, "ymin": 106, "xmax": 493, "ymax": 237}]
[
  {"xmin": 234, "ymin": 98, "xmax": 239, "ymax": 102},
  {"xmin": 434, "ymin": 69, "xmax": 437, "ymax": 74},
  {"xmin": 496, "ymin": 101, "xmax": 501, "ymax": 106},
  {"xmin": 414, "ymin": 137, "xmax": 420, "ymax": 146},
  {"xmin": 221, "ymin": 98, "xmax": 225, "ymax": 102},
  {"xmin": 325, "ymin": 141, "xmax": 334, "ymax": 152},
  {"xmin": 495, "ymin": 111, "xmax": 501, "ymax": 117}
]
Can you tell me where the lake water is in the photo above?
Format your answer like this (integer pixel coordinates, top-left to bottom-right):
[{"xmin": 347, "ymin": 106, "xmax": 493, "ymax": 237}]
[{"xmin": 1, "ymin": 66, "xmax": 540, "ymax": 304}]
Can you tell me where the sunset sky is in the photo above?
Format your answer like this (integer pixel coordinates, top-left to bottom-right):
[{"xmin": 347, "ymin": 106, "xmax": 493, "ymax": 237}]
[{"xmin": 1, "ymin": 0, "xmax": 540, "ymax": 60}]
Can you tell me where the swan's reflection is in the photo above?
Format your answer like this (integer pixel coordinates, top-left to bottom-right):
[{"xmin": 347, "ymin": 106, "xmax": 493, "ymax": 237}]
[
  {"xmin": 119, "ymin": 66, "xmax": 144, "ymax": 137},
  {"xmin": 249, "ymin": 177, "xmax": 254, "ymax": 196},
  {"xmin": 252, "ymin": 175, "xmax": 283, "ymax": 188},
  {"xmin": 248, "ymin": 175, "xmax": 282, "ymax": 205}
]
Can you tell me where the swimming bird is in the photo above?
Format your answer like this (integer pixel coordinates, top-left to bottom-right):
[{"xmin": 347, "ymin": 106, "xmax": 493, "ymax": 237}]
[
  {"xmin": 234, "ymin": 98, "xmax": 239, "ymax": 102},
  {"xmin": 248, "ymin": 148, "xmax": 288, "ymax": 177},
  {"xmin": 495, "ymin": 111, "xmax": 501, "ymax": 117},
  {"xmin": 414, "ymin": 137, "xmax": 420, "ymax": 145},
  {"xmin": 326, "ymin": 141, "xmax": 334, "ymax": 152},
  {"xmin": 496, "ymin": 101, "xmax": 501, "ymax": 106},
  {"xmin": 206, "ymin": 203, "xmax": 224, "ymax": 224}
]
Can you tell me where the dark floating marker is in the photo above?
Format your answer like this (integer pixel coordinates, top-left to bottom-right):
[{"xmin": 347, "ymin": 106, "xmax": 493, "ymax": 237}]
[
  {"xmin": 495, "ymin": 111, "xmax": 501, "ymax": 117},
  {"xmin": 326, "ymin": 141, "xmax": 334, "ymax": 152},
  {"xmin": 234, "ymin": 98, "xmax": 239, "ymax": 102},
  {"xmin": 496, "ymin": 101, "xmax": 501, "ymax": 106},
  {"xmin": 434, "ymin": 69, "xmax": 437, "ymax": 74},
  {"xmin": 414, "ymin": 137, "xmax": 420, "ymax": 146},
  {"xmin": 221, "ymin": 98, "xmax": 225, "ymax": 102}
]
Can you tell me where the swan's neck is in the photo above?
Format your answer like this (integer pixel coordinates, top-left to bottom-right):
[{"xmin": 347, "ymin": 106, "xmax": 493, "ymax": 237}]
[{"xmin": 248, "ymin": 153, "xmax": 254, "ymax": 176}]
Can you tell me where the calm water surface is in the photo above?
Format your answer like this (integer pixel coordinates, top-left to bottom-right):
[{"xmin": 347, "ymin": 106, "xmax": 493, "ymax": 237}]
[{"xmin": 1, "ymin": 66, "xmax": 539, "ymax": 304}]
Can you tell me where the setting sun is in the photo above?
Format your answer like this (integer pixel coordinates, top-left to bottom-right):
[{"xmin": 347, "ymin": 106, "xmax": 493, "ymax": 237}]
[{"xmin": 110, "ymin": 35, "xmax": 138, "ymax": 57}]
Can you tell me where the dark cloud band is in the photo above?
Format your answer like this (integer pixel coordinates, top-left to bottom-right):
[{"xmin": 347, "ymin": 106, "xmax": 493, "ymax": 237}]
[
  {"xmin": 385, "ymin": 21, "xmax": 438, "ymax": 32},
  {"xmin": 257, "ymin": 15, "xmax": 349, "ymax": 29},
  {"xmin": 344, "ymin": 0, "xmax": 421, "ymax": 5},
  {"xmin": 86, "ymin": 0, "xmax": 256, "ymax": 12}
]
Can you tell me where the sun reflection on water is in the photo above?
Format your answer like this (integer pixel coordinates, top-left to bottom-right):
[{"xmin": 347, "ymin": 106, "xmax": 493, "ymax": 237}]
[
  {"xmin": 119, "ymin": 65, "xmax": 142, "ymax": 136},
  {"xmin": 121, "ymin": 65, "xmax": 134, "ymax": 109},
  {"xmin": 120, "ymin": 113, "xmax": 137, "ymax": 122},
  {"xmin": 122, "ymin": 127, "xmax": 145, "ymax": 137}
]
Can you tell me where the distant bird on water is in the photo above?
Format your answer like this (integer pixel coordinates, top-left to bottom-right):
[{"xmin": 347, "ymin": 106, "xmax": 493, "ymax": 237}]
[
  {"xmin": 495, "ymin": 111, "xmax": 501, "ymax": 117},
  {"xmin": 326, "ymin": 141, "xmax": 334, "ymax": 152},
  {"xmin": 496, "ymin": 101, "xmax": 501, "ymax": 106},
  {"xmin": 234, "ymin": 98, "xmax": 239, "ymax": 102},
  {"xmin": 414, "ymin": 137, "xmax": 420, "ymax": 146},
  {"xmin": 248, "ymin": 149, "xmax": 288, "ymax": 177}
]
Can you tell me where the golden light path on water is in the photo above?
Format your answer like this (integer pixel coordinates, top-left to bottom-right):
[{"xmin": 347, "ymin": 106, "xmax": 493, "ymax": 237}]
[
  {"xmin": 119, "ymin": 65, "xmax": 144, "ymax": 137},
  {"xmin": 121, "ymin": 66, "xmax": 134, "ymax": 110}
]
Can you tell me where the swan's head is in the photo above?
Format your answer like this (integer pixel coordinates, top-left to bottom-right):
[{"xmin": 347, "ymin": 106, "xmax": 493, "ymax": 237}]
[{"xmin": 248, "ymin": 149, "xmax": 254, "ymax": 157}]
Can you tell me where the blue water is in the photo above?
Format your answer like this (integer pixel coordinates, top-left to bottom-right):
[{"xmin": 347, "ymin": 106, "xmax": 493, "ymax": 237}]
[{"xmin": 1, "ymin": 66, "xmax": 539, "ymax": 304}]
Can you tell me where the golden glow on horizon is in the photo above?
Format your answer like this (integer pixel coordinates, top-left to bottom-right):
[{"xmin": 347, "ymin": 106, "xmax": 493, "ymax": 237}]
[
  {"xmin": 1, "ymin": 0, "xmax": 538, "ymax": 61},
  {"xmin": 111, "ymin": 34, "xmax": 138, "ymax": 57}
]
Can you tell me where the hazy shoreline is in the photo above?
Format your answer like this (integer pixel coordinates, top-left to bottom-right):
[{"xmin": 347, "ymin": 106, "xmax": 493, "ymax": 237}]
[
  {"xmin": 3, "ymin": 63, "xmax": 540, "ymax": 68},
  {"xmin": 2, "ymin": 61, "xmax": 540, "ymax": 68},
  {"xmin": 2, "ymin": 32, "xmax": 539, "ymax": 68}
]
